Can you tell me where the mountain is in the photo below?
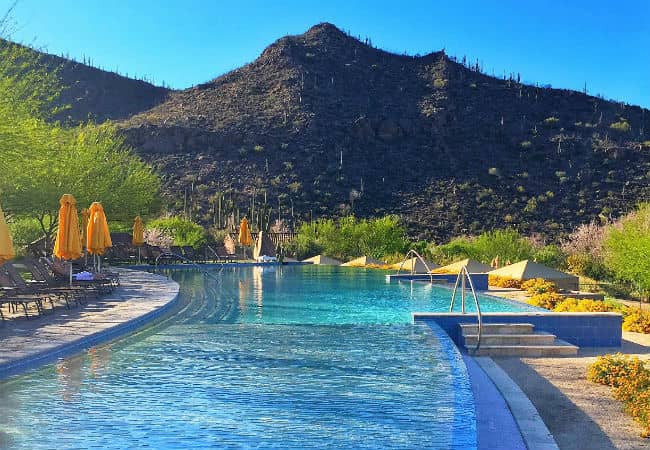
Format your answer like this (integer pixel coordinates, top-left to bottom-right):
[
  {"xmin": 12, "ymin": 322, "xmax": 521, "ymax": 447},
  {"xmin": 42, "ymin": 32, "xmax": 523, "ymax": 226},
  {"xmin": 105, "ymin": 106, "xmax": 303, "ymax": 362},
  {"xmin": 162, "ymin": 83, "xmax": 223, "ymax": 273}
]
[
  {"xmin": 0, "ymin": 39, "xmax": 170, "ymax": 122},
  {"xmin": 16, "ymin": 24, "xmax": 650, "ymax": 240}
]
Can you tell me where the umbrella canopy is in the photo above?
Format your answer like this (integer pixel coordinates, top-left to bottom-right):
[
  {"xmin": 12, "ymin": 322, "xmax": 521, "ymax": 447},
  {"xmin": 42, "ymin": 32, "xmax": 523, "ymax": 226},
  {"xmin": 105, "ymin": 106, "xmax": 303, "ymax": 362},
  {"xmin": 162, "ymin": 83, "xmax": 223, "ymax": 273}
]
[
  {"xmin": 0, "ymin": 205, "xmax": 15, "ymax": 265},
  {"xmin": 238, "ymin": 218, "xmax": 252, "ymax": 246},
  {"xmin": 87, "ymin": 202, "xmax": 112, "ymax": 255},
  {"xmin": 132, "ymin": 216, "xmax": 145, "ymax": 247},
  {"xmin": 80, "ymin": 208, "xmax": 90, "ymax": 249},
  {"xmin": 53, "ymin": 194, "xmax": 82, "ymax": 261}
]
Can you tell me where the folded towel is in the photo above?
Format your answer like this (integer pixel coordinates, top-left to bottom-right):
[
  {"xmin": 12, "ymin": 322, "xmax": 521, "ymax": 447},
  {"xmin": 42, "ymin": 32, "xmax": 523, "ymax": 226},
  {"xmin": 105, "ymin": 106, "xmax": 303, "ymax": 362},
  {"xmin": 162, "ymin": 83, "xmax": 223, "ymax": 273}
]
[{"xmin": 74, "ymin": 271, "xmax": 94, "ymax": 281}]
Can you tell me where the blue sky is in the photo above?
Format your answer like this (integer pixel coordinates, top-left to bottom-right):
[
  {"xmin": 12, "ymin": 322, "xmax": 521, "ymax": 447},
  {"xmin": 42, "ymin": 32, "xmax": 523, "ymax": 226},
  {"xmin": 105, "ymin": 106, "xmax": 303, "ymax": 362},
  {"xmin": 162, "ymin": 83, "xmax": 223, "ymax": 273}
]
[{"xmin": 3, "ymin": 0, "xmax": 649, "ymax": 108}]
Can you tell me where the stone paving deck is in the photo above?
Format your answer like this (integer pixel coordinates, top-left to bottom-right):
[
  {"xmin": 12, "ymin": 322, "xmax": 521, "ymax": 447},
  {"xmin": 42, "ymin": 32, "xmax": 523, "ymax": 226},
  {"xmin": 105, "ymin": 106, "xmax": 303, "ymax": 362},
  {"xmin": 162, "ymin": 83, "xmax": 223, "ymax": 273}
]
[{"xmin": 0, "ymin": 269, "xmax": 179, "ymax": 380}]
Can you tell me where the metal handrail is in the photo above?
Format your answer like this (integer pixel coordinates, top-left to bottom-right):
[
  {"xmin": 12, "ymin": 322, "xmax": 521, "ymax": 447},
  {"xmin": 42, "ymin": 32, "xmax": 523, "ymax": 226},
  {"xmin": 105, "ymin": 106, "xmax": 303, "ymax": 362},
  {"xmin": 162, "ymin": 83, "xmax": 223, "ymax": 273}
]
[
  {"xmin": 449, "ymin": 265, "xmax": 483, "ymax": 352},
  {"xmin": 395, "ymin": 249, "xmax": 433, "ymax": 284}
]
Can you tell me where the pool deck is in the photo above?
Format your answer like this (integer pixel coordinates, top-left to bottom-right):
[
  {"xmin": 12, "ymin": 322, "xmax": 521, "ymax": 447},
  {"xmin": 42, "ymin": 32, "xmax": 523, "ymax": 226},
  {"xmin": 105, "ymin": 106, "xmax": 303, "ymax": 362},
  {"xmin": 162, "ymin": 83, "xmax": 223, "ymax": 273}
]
[{"xmin": 0, "ymin": 269, "xmax": 179, "ymax": 380}]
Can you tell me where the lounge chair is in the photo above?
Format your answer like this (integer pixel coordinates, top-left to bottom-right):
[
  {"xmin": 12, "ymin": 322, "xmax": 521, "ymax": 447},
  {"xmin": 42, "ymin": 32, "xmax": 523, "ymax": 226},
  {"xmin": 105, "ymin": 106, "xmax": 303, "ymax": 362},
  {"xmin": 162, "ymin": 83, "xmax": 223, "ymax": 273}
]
[
  {"xmin": 41, "ymin": 258, "xmax": 116, "ymax": 294},
  {"xmin": 0, "ymin": 264, "xmax": 51, "ymax": 318},
  {"xmin": 182, "ymin": 246, "xmax": 198, "ymax": 262},
  {"xmin": 23, "ymin": 259, "xmax": 91, "ymax": 307},
  {"xmin": 214, "ymin": 245, "xmax": 237, "ymax": 262}
]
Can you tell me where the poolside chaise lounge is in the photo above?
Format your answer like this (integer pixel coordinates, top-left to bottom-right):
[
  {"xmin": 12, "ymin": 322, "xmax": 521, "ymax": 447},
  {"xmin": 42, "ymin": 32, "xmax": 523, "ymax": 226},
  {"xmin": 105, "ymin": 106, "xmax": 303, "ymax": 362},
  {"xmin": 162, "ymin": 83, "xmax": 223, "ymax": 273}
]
[{"xmin": 0, "ymin": 264, "xmax": 52, "ymax": 318}]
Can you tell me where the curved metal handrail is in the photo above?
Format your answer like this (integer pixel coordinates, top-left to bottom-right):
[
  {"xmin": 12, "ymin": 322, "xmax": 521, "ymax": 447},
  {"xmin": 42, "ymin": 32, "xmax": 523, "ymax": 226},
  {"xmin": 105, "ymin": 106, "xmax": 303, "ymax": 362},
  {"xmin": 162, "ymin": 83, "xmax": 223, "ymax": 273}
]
[
  {"xmin": 449, "ymin": 265, "xmax": 483, "ymax": 352},
  {"xmin": 395, "ymin": 249, "xmax": 433, "ymax": 284}
]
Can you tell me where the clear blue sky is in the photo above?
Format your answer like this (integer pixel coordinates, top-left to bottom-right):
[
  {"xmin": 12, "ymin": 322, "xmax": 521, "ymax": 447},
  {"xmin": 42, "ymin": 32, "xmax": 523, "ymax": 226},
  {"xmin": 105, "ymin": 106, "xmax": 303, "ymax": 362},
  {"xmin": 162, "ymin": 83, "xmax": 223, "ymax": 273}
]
[{"xmin": 3, "ymin": 0, "xmax": 649, "ymax": 108}]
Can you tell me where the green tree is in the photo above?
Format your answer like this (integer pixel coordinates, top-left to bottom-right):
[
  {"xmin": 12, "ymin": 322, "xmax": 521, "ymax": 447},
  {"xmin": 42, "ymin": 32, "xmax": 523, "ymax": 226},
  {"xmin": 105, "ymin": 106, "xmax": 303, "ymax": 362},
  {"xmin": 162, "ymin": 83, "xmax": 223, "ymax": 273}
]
[
  {"xmin": 0, "ymin": 41, "xmax": 160, "ymax": 242},
  {"xmin": 604, "ymin": 204, "xmax": 650, "ymax": 298}
]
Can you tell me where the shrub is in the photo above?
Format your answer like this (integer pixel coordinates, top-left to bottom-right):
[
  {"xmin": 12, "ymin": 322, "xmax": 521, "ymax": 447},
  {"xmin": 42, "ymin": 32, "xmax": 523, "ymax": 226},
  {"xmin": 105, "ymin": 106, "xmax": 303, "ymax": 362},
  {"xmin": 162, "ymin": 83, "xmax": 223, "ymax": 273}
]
[
  {"xmin": 287, "ymin": 215, "xmax": 408, "ymax": 261},
  {"xmin": 143, "ymin": 228, "xmax": 173, "ymax": 248},
  {"xmin": 488, "ymin": 275, "xmax": 522, "ymax": 288},
  {"xmin": 533, "ymin": 244, "xmax": 566, "ymax": 269},
  {"xmin": 587, "ymin": 354, "xmax": 650, "ymax": 437},
  {"xmin": 623, "ymin": 309, "xmax": 650, "ymax": 334},
  {"xmin": 604, "ymin": 204, "xmax": 650, "ymax": 298},
  {"xmin": 553, "ymin": 298, "xmax": 612, "ymax": 312},
  {"xmin": 610, "ymin": 120, "xmax": 631, "ymax": 133},
  {"xmin": 147, "ymin": 217, "xmax": 207, "ymax": 248},
  {"xmin": 522, "ymin": 278, "xmax": 557, "ymax": 295},
  {"xmin": 527, "ymin": 292, "xmax": 565, "ymax": 310},
  {"xmin": 567, "ymin": 253, "xmax": 609, "ymax": 279},
  {"xmin": 429, "ymin": 229, "xmax": 535, "ymax": 266},
  {"xmin": 588, "ymin": 353, "xmax": 647, "ymax": 388},
  {"xmin": 543, "ymin": 116, "xmax": 560, "ymax": 126}
]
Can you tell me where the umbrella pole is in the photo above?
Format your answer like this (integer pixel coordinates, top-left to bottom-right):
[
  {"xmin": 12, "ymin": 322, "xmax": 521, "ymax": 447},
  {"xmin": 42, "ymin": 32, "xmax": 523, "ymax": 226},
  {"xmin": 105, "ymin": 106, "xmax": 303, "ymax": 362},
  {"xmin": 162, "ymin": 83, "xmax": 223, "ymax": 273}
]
[
  {"xmin": 98, "ymin": 256, "xmax": 102, "ymax": 274},
  {"xmin": 138, "ymin": 247, "xmax": 141, "ymax": 265},
  {"xmin": 69, "ymin": 263, "xmax": 73, "ymax": 287}
]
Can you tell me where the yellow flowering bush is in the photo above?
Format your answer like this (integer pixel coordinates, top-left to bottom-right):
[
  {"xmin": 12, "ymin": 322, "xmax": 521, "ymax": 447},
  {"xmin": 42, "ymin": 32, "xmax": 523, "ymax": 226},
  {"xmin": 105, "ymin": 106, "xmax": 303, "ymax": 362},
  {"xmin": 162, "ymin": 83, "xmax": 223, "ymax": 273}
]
[
  {"xmin": 488, "ymin": 275, "xmax": 522, "ymax": 288},
  {"xmin": 553, "ymin": 298, "xmax": 614, "ymax": 313},
  {"xmin": 623, "ymin": 309, "xmax": 650, "ymax": 334},
  {"xmin": 521, "ymin": 278, "xmax": 557, "ymax": 295},
  {"xmin": 527, "ymin": 292, "xmax": 565, "ymax": 310},
  {"xmin": 587, "ymin": 354, "xmax": 650, "ymax": 437}
]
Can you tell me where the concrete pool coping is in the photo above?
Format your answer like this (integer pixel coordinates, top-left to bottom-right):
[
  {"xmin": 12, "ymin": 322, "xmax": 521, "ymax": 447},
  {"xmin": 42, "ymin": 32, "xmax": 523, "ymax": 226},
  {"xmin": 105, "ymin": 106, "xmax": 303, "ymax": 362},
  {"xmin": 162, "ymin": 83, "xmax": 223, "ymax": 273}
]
[
  {"xmin": 473, "ymin": 357, "xmax": 559, "ymax": 450},
  {"xmin": 0, "ymin": 269, "xmax": 179, "ymax": 380}
]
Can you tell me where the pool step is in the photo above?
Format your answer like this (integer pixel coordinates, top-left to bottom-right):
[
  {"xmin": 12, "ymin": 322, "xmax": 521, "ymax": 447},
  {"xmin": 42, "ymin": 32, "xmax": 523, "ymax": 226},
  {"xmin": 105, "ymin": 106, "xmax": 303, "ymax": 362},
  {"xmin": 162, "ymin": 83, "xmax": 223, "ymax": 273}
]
[
  {"xmin": 460, "ymin": 323, "xmax": 578, "ymax": 357},
  {"xmin": 463, "ymin": 332, "xmax": 556, "ymax": 346},
  {"xmin": 460, "ymin": 323, "xmax": 534, "ymax": 335}
]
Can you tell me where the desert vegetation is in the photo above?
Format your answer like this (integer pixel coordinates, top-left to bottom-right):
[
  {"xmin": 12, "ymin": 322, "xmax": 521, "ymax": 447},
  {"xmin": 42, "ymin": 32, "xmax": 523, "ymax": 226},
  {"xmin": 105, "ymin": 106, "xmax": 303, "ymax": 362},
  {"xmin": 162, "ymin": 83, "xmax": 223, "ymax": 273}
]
[{"xmin": 588, "ymin": 354, "xmax": 650, "ymax": 437}]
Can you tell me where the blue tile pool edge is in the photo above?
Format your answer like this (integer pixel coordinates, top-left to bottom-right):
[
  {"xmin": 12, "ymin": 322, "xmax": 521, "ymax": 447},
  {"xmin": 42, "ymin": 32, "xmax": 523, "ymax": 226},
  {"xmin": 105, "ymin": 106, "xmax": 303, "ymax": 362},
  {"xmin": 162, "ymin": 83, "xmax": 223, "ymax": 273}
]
[
  {"xmin": 463, "ymin": 356, "xmax": 527, "ymax": 450},
  {"xmin": 0, "ymin": 285, "xmax": 180, "ymax": 381},
  {"xmin": 422, "ymin": 321, "xmax": 479, "ymax": 449},
  {"xmin": 425, "ymin": 322, "xmax": 526, "ymax": 450}
]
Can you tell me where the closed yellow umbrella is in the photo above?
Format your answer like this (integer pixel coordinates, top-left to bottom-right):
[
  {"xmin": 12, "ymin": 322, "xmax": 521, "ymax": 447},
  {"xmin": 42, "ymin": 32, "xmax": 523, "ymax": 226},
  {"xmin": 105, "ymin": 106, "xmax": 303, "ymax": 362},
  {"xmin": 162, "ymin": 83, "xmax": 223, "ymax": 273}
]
[
  {"xmin": 238, "ymin": 217, "xmax": 252, "ymax": 246},
  {"xmin": 53, "ymin": 194, "xmax": 82, "ymax": 285},
  {"xmin": 53, "ymin": 194, "xmax": 82, "ymax": 261},
  {"xmin": 238, "ymin": 217, "xmax": 252, "ymax": 259},
  {"xmin": 0, "ymin": 205, "xmax": 15, "ymax": 265},
  {"xmin": 132, "ymin": 216, "xmax": 145, "ymax": 265},
  {"xmin": 80, "ymin": 208, "xmax": 90, "ymax": 249},
  {"xmin": 132, "ymin": 216, "xmax": 145, "ymax": 247},
  {"xmin": 87, "ymin": 202, "xmax": 112, "ymax": 256}
]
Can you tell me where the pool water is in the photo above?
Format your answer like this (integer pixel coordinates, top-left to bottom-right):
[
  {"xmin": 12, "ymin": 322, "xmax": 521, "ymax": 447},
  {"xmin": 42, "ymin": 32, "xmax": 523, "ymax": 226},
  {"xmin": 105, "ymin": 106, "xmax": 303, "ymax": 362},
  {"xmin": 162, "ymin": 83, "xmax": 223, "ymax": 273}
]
[{"xmin": 0, "ymin": 266, "xmax": 534, "ymax": 449}]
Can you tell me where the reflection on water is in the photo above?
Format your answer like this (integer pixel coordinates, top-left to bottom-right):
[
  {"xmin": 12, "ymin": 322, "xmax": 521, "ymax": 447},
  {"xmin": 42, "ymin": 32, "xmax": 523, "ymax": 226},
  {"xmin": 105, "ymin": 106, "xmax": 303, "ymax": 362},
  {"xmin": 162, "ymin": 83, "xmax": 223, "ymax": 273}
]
[
  {"xmin": 253, "ymin": 266, "xmax": 264, "ymax": 318},
  {"xmin": 0, "ymin": 266, "xmax": 525, "ymax": 449},
  {"xmin": 88, "ymin": 344, "xmax": 112, "ymax": 378},
  {"xmin": 56, "ymin": 355, "xmax": 84, "ymax": 402}
]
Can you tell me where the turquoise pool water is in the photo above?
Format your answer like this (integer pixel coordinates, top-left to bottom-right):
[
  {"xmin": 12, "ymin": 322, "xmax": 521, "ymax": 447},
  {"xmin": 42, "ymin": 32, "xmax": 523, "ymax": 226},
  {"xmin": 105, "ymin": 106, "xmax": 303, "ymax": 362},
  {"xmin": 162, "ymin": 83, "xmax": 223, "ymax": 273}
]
[{"xmin": 0, "ymin": 266, "xmax": 535, "ymax": 449}]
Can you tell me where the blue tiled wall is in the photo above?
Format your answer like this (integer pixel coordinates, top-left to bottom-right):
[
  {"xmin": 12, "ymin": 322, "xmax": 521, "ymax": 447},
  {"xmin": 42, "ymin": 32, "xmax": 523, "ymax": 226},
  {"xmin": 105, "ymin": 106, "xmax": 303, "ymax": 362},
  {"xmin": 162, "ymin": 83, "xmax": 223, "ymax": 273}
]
[
  {"xmin": 415, "ymin": 313, "xmax": 622, "ymax": 347},
  {"xmin": 387, "ymin": 273, "xmax": 489, "ymax": 290}
]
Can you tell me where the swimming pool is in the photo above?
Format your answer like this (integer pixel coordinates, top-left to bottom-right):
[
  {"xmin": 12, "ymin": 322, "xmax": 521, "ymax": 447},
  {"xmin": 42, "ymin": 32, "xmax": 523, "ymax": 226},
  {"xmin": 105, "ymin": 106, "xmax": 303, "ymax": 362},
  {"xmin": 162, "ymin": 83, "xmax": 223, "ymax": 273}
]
[{"xmin": 0, "ymin": 265, "xmax": 535, "ymax": 449}]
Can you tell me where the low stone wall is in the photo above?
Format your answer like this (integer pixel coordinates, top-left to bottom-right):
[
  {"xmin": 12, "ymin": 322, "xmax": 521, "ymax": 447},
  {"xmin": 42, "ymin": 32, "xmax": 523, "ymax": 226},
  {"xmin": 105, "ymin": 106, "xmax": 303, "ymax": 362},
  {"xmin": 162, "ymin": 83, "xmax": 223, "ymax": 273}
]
[{"xmin": 413, "ymin": 312, "xmax": 622, "ymax": 347}]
